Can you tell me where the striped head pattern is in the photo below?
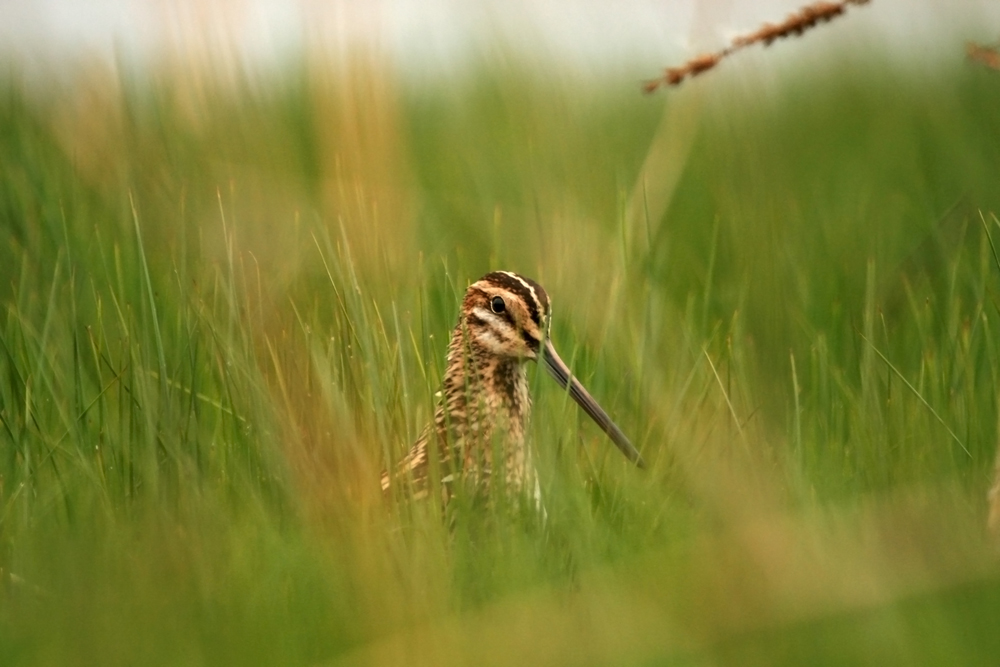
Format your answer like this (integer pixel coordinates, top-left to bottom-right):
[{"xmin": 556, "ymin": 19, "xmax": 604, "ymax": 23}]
[{"xmin": 461, "ymin": 271, "xmax": 550, "ymax": 361}]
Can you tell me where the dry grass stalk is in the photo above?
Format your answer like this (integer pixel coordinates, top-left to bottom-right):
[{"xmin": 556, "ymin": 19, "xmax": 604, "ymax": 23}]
[
  {"xmin": 990, "ymin": 441, "xmax": 1000, "ymax": 539},
  {"xmin": 643, "ymin": 0, "xmax": 872, "ymax": 93},
  {"xmin": 967, "ymin": 42, "xmax": 1000, "ymax": 71}
]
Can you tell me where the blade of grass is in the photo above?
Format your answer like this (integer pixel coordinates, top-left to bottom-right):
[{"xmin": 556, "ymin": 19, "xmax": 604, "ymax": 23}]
[{"xmin": 858, "ymin": 332, "xmax": 970, "ymax": 459}]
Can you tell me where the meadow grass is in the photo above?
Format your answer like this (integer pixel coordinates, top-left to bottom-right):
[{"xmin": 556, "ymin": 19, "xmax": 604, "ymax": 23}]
[{"xmin": 1, "ymin": 46, "xmax": 1000, "ymax": 665}]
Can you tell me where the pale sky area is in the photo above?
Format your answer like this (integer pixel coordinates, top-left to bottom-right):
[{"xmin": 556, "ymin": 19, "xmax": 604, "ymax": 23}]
[{"xmin": 0, "ymin": 0, "xmax": 998, "ymax": 78}]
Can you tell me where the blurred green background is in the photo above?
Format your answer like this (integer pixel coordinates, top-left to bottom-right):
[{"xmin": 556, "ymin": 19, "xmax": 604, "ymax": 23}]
[{"xmin": 2, "ymin": 34, "xmax": 1000, "ymax": 665}]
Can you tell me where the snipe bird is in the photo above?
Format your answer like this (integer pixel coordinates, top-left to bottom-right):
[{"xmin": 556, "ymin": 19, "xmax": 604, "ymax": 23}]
[{"xmin": 381, "ymin": 271, "xmax": 644, "ymax": 501}]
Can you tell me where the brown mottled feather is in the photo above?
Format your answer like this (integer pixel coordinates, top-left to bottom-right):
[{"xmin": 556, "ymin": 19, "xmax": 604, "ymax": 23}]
[
  {"xmin": 381, "ymin": 271, "xmax": 546, "ymax": 500},
  {"xmin": 381, "ymin": 270, "xmax": 642, "ymax": 502}
]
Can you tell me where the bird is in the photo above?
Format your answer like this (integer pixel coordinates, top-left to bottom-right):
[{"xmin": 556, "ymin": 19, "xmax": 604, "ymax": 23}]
[{"xmin": 381, "ymin": 271, "xmax": 644, "ymax": 503}]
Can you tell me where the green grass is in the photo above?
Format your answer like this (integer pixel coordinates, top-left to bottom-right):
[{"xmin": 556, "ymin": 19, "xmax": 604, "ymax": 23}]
[{"xmin": 2, "ymin": 46, "xmax": 1000, "ymax": 665}]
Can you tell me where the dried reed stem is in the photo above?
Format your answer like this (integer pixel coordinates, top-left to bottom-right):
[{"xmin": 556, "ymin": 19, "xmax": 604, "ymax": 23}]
[
  {"xmin": 967, "ymin": 42, "xmax": 1000, "ymax": 71},
  {"xmin": 644, "ymin": 0, "xmax": 872, "ymax": 93}
]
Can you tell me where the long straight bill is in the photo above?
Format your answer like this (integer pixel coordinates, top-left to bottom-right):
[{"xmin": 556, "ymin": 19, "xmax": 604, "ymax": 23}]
[{"xmin": 542, "ymin": 339, "xmax": 645, "ymax": 468}]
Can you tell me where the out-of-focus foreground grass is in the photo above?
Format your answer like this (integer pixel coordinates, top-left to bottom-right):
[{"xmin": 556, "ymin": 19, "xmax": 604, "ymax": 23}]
[{"xmin": 2, "ymin": 43, "xmax": 1000, "ymax": 666}]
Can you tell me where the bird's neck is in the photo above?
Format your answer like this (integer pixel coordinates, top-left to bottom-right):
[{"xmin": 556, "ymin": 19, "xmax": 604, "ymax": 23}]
[
  {"xmin": 439, "ymin": 327, "xmax": 531, "ymax": 440},
  {"xmin": 428, "ymin": 326, "xmax": 536, "ymax": 495}
]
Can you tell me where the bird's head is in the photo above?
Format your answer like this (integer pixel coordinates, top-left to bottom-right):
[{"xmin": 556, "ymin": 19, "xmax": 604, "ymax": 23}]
[{"xmin": 460, "ymin": 271, "xmax": 550, "ymax": 361}]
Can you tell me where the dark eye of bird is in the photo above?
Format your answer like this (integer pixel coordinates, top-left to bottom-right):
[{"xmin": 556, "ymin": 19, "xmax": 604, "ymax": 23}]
[{"xmin": 490, "ymin": 296, "xmax": 506, "ymax": 314}]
